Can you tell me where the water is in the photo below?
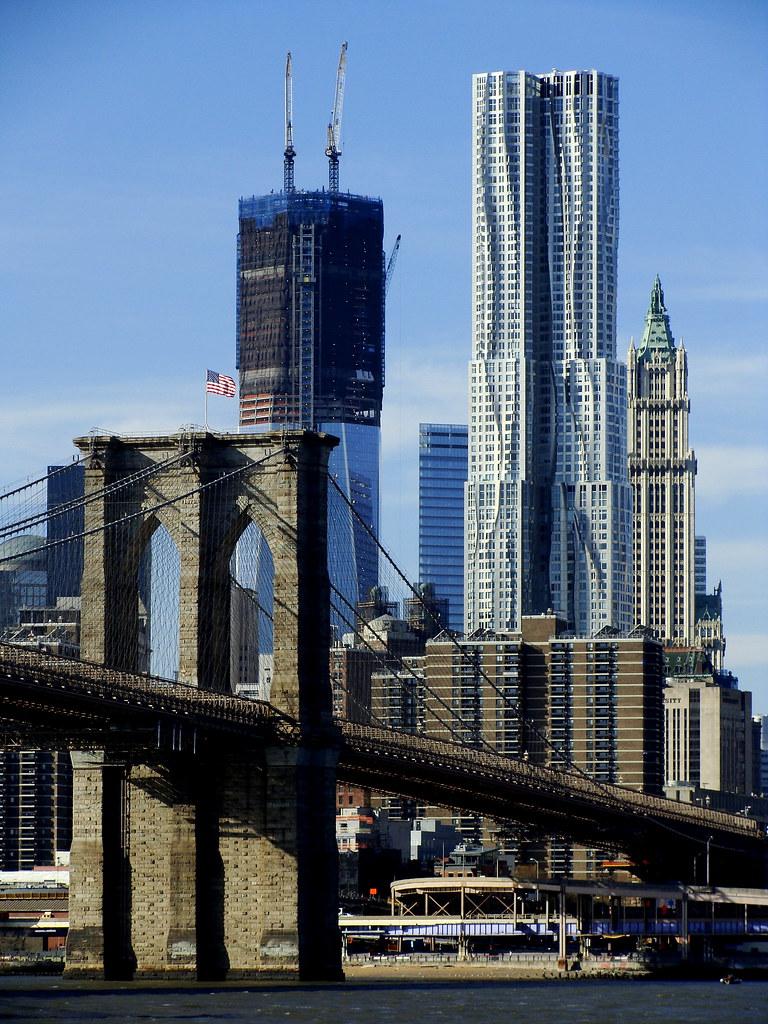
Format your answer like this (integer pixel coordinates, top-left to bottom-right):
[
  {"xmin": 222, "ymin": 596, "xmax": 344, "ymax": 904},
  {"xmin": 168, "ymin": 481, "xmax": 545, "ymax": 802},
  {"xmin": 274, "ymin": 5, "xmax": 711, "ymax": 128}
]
[{"xmin": 0, "ymin": 977, "xmax": 766, "ymax": 1024}]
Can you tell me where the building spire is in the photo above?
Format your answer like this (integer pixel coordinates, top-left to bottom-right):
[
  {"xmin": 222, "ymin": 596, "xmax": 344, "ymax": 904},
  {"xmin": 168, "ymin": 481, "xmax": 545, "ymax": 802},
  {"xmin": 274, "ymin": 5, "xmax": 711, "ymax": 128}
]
[
  {"xmin": 637, "ymin": 276, "xmax": 675, "ymax": 362},
  {"xmin": 650, "ymin": 274, "xmax": 665, "ymax": 314}
]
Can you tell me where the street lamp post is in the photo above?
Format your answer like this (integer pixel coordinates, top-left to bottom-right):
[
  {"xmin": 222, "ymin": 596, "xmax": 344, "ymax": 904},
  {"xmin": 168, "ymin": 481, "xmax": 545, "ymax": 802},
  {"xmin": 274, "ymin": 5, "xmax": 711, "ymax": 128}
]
[
  {"xmin": 528, "ymin": 857, "xmax": 540, "ymax": 879},
  {"xmin": 706, "ymin": 836, "xmax": 712, "ymax": 887}
]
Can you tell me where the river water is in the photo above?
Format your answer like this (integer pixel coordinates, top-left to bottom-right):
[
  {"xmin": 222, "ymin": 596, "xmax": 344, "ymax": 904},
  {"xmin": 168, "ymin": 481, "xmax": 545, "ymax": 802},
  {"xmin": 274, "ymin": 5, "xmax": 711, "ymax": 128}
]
[{"xmin": 0, "ymin": 977, "xmax": 766, "ymax": 1024}]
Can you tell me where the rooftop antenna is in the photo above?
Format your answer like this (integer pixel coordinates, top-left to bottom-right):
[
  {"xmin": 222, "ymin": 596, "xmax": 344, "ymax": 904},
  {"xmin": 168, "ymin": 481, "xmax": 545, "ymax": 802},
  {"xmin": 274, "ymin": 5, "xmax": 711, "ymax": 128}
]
[
  {"xmin": 284, "ymin": 51, "xmax": 296, "ymax": 192},
  {"xmin": 325, "ymin": 41, "xmax": 347, "ymax": 192}
]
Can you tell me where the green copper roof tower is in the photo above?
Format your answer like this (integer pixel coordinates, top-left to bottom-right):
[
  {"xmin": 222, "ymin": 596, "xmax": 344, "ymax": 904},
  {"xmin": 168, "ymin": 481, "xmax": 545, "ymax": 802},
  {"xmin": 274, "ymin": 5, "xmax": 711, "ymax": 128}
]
[
  {"xmin": 628, "ymin": 278, "xmax": 698, "ymax": 645},
  {"xmin": 636, "ymin": 276, "xmax": 676, "ymax": 362}
]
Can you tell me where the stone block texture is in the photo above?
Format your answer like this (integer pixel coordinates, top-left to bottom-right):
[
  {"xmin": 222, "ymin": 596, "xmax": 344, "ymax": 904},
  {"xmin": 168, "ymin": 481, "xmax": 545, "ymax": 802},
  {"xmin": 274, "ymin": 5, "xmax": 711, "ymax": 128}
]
[{"xmin": 67, "ymin": 432, "xmax": 342, "ymax": 980}]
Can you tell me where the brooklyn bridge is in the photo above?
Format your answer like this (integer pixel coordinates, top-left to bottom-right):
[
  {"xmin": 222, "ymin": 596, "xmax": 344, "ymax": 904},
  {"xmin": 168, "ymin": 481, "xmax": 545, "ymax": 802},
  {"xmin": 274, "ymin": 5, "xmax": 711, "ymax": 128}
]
[{"xmin": 0, "ymin": 430, "xmax": 764, "ymax": 981}]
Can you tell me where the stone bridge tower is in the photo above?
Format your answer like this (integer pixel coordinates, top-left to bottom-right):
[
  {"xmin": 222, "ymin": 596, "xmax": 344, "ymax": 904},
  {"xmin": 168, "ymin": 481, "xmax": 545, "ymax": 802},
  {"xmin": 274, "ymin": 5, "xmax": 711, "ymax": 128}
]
[{"xmin": 65, "ymin": 430, "xmax": 343, "ymax": 981}]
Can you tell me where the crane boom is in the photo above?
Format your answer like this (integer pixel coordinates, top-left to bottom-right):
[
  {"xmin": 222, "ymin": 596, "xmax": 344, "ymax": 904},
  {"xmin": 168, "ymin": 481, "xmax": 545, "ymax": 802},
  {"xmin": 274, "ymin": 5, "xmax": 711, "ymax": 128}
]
[
  {"xmin": 385, "ymin": 235, "xmax": 401, "ymax": 296},
  {"xmin": 284, "ymin": 51, "xmax": 296, "ymax": 192},
  {"xmin": 325, "ymin": 41, "xmax": 347, "ymax": 192}
]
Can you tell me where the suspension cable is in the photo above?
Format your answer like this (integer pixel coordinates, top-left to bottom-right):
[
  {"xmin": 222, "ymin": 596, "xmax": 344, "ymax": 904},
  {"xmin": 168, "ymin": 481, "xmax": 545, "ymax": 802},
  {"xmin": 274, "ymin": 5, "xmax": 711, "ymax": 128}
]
[
  {"xmin": 0, "ymin": 449, "xmax": 194, "ymax": 542},
  {"xmin": 0, "ymin": 458, "xmax": 88, "ymax": 504},
  {"xmin": 0, "ymin": 446, "xmax": 290, "ymax": 567}
]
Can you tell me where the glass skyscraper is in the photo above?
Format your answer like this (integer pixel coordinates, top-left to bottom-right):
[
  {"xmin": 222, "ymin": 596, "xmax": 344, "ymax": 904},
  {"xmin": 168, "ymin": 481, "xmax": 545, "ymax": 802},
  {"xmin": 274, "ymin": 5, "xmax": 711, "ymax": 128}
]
[
  {"xmin": 236, "ymin": 191, "xmax": 385, "ymax": 610},
  {"xmin": 466, "ymin": 69, "xmax": 632, "ymax": 635},
  {"xmin": 418, "ymin": 423, "xmax": 468, "ymax": 633}
]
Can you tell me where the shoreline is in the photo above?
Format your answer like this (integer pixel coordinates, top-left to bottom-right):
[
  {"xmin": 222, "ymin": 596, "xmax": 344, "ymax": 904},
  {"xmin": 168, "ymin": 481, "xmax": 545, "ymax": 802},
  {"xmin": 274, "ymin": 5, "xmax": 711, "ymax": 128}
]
[
  {"xmin": 342, "ymin": 959, "xmax": 768, "ymax": 983},
  {"xmin": 1, "ymin": 958, "xmax": 765, "ymax": 985},
  {"xmin": 344, "ymin": 960, "xmax": 648, "ymax": 982}
]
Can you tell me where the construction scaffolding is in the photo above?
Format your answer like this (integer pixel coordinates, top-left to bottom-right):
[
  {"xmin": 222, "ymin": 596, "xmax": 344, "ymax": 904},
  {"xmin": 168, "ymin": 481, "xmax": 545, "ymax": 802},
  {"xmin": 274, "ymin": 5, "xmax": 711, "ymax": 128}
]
[{"xmin": 236, "ymin": 190, "xmax": 385, "ymax": 431}]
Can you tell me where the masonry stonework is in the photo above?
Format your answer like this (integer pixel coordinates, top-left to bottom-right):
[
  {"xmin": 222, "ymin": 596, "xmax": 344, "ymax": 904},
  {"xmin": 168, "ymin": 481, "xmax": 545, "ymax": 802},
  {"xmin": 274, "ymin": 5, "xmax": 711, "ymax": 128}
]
[{"xmin": 65, "ymin": 432, "xmax": 342, "ymax": 981}]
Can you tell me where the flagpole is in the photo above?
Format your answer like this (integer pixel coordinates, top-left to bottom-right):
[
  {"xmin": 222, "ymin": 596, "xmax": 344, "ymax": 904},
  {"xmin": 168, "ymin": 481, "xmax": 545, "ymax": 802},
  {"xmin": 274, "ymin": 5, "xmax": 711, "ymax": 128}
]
[{"xmin": 204, "ymin": 373, "xmax": 209, "ymax": 431}]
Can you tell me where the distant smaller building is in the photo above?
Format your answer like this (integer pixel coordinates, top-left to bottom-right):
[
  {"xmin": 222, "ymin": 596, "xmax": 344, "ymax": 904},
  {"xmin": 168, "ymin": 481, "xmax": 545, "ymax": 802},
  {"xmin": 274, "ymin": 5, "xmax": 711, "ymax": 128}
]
[
  {"xmin": 665, "ymin": 661, "xmax": 752, "ymax": 795},
  {"xmin": 753, "ymin": 715, "xmax": 768, "ymax": 797},
  {"xmin": 434, "ymin": 843, "xmax": 512, "ymax": 878},
  {"xmin": 0, "ymin": 535, "xmax": 47, "ymax": 630},
  {"xmin": 0, "ymin": 597, "xmax": 80, "ymax": 658},
  {"xmin": 418, "ymin": 423, "xmax": 467, "ymax": 633},
  {"xmin": 331, "ymin": 645, "xmax": 379, "ymax": 723},
  {"xmin": 693, "ymin": 584, "xmax": 726, "ymax": 671}
]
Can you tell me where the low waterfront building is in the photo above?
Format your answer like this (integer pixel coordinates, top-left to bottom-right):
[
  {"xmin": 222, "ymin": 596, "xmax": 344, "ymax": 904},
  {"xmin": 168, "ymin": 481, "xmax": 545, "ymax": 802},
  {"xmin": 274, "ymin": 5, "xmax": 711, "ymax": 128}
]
[{"xmin": 340, "ymin": 876, "xmax": 768, "ymax": 968}]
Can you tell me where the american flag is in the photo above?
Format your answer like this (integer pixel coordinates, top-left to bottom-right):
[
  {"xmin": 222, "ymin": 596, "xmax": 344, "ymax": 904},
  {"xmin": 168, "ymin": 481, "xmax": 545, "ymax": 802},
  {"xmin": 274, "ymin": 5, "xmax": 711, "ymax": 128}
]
[{"xmin": 206, "ymin": 369, "xmax": 236, "ymax": 397}]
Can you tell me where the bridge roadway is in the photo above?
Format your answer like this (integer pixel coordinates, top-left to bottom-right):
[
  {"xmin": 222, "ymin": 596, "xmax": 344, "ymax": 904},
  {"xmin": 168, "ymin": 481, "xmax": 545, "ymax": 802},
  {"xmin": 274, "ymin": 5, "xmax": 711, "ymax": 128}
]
[{"xmin": 1, "ymin": 643, "xmax": 766, "ymax": 886}]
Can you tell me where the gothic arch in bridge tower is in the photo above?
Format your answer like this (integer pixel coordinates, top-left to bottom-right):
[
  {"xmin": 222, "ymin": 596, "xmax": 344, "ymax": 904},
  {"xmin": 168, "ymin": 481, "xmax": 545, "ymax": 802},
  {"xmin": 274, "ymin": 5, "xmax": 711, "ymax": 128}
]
[
  {"xmin": 135, "ymin": 521, "xmax": 181, "ymax": 679},
  {"xmin": 74, "ymin": 430, "xmax": 337, "ymax": 720}
]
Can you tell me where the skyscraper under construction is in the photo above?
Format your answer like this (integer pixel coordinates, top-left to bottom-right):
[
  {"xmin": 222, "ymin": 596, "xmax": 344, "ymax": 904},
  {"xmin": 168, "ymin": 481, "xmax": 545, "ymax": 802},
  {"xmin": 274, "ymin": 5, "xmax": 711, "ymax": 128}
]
[{"xmin": 236, "ymin": 49, "xmax": 386, "ymax": 608}]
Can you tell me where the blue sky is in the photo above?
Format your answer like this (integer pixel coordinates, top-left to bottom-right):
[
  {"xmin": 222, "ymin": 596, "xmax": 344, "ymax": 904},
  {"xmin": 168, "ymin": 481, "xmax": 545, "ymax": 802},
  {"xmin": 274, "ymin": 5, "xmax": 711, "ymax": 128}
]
[{"xmin": 1, "ymin": 1, "xmax": 766, "ymax": 707}]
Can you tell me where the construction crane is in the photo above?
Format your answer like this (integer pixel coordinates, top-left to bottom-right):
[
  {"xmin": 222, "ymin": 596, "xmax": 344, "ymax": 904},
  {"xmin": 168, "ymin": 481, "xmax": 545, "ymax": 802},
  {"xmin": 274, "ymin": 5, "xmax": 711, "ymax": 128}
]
[
  {"xmin": 283, "ymin": 51, "xmax": 296, "ymax": 192},
  {"xmin": 325, "ymin": 42, "xmax": 347, "ymax": 192},
  {"xmin": 385, "ymin": 235, "xmax": 401, "ymax": 296}
]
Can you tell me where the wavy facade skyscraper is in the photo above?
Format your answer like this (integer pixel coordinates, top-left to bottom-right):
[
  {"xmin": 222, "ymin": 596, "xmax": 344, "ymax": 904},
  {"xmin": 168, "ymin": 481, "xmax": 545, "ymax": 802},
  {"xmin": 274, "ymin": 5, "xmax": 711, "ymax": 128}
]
[{"xmin": 466, "ymin": 69, "xmax": 632, "ymax": 635}]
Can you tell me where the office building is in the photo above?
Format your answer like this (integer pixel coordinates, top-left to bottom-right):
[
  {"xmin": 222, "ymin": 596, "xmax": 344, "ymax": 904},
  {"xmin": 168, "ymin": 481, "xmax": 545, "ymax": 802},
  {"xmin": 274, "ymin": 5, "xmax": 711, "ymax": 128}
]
[
  {"xmin": 0, "ymin": 468, "xmax": 83, "ymax": 871},
  {"xmin": 0, "ymin": 751, "xmax": 72, "ymax": 871},
  {"xmin": 404, "ymin": 584, "xmax": 449, "ymax": 644},
  {"xmin": 418, "ymin": 424, "xmax": 468, "ymax": 633},
  {"xmin": 754, "ymin": 715, "xmax": 768, "ymax": 797},
  {"xmin": 628, "ymin": 278, "xmax": 697, "ymax": 645},
  {"xmin": 46, "ymin": 463, "xmax": 84, "ymax": 607},
  {"xmin": 665, "ymin": 669, "xmax": 752, "ymax": 796},
  {"xmin": 330, "ymin": 644, "xmax": 379, "ymax": 724},
  {"xmin": 422, "ymin": 616, "xmax": 664, "ymax": 792},
  {"xmin": 237, "ymin": 191, "xmax": 385, "ymax": 610},
  {"xmin": 466, "ymin": 69, "xmax": 632, "ymax": 636},
  {"xmin": 0, "ymin": 536, "xmax": 46, "ymax": 629}
]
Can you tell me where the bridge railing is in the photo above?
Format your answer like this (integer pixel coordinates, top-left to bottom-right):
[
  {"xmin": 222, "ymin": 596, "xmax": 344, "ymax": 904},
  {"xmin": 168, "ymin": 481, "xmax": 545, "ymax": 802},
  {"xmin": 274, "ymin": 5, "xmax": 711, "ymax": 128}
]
[
  {"xmin": 1, "ymin": 643, "xmax": 764, "ymax": 845},
  {"xmin": 340, "ymin": 722, "xmax": 763, "ymax": 838},
  {"xmin": 0, "ymin": 641, "xmax": 286, "ymax": 734}
]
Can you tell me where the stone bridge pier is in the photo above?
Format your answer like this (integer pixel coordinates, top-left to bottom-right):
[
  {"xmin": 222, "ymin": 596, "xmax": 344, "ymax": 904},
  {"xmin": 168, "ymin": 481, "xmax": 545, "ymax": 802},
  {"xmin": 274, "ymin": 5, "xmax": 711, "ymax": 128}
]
[{"xmin": 64, "ymin": 431, "xmax": 342, "ymax": 981}]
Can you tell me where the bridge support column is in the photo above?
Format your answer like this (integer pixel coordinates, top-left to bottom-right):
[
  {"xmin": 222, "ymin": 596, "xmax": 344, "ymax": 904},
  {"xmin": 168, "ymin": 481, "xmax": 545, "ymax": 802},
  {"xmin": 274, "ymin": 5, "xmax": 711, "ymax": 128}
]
[
  {"xmin": 193, "ymin": 745, "xmax": 341, "ymax": 981},
  {"xmin": 65, "ymin": 752, "xmax": 133, "ymax": 980},
  {"xmin": 128, "ymin": 763, "xmax": 197, "ymax": 978}
]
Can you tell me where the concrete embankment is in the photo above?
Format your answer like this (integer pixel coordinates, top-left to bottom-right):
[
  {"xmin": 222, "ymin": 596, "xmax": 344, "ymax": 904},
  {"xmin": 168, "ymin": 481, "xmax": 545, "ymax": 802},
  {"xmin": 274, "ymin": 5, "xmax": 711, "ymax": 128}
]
[{"xmin": 343, "ymin": 956, "xmax": 652, "ymax": 982}]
